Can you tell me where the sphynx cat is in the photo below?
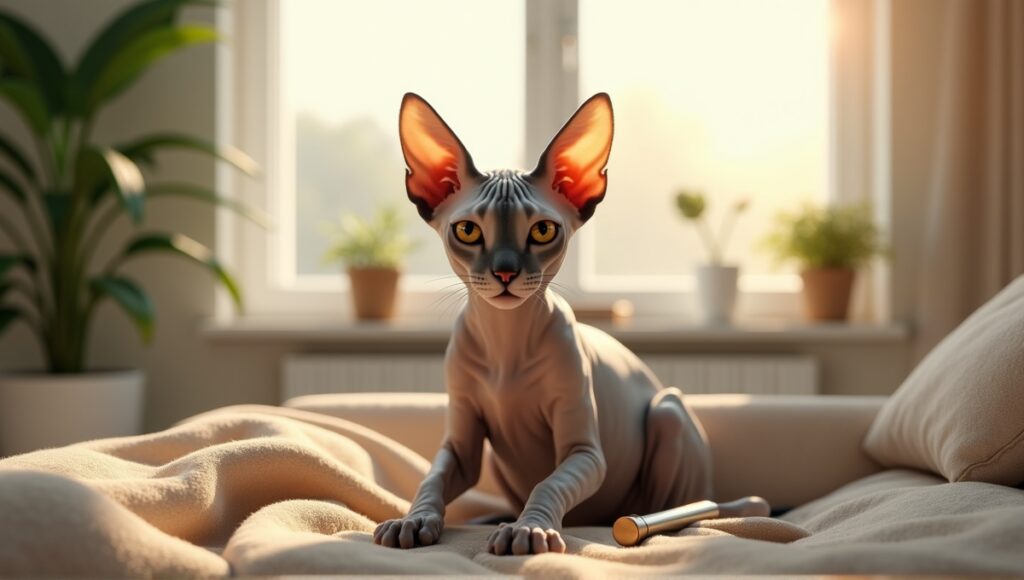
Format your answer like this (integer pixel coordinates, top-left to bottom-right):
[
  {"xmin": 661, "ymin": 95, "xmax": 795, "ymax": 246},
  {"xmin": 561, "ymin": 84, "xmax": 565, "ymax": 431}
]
[{"xmin": 374, "ymin": 93, "xmax": 761, "ymax": 556}]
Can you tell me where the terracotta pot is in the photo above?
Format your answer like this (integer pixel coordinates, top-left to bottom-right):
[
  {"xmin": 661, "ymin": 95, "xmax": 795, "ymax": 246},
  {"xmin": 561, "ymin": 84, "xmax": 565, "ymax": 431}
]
[
  {"xmin": 800, "ymin": 268, "xmax": 856, "ymax": 321},
  {"xmin": 348, "ymin": 267, "xmax": 400, "ymax": 320},
  {"xmin": 0, "ymin": 369, "xmax": 144, "ymax": 457}
]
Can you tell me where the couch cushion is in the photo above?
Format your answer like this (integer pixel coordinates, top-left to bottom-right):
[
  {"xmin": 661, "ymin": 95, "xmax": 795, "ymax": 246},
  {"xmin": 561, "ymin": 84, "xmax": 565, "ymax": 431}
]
[
  {"xmin": 864, "ymin": 274, "xmax": 1024, "ymax": 485},
  {"xmin": 782, "ymin": 468, "xmax": 1024, "ymax": 564},
  {"xmin": 287, "ymin": 392, "xmax": 886, "ymax": 509}
]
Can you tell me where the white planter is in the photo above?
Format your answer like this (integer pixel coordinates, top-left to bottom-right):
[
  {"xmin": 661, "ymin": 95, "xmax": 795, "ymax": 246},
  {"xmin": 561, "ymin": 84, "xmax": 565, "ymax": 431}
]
[
  {"xmin": 0, "ymin": 369, "xmax": 144, "ymax": 457},
  {"xmin": 695, "ymin": 265, "xmax": 739, "ymax": 324}
]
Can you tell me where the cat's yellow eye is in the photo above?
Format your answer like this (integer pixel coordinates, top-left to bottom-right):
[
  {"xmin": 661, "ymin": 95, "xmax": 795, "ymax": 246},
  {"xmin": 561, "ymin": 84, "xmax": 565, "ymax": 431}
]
[
  {"xmin": 453, "ymin": 221, "xmax": 482, "ymax": 244},
  {"xmin": 529, "ymin": 220, "xmax": 558, "ymax": 244}
]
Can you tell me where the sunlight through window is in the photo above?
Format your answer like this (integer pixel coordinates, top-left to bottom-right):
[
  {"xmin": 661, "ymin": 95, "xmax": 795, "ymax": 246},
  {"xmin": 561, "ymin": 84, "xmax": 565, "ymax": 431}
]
[
  {"xmin": 281, "ymin": 0, "xmax": 525, "ymax": 277},
  {"xmin": 578, "ymin": 0, "xmax": 829, "ymax": 286}
]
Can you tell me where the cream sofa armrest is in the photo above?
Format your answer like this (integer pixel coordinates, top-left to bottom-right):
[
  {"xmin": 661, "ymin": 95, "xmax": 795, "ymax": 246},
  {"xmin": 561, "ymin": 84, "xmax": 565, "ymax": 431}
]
[
  {"xmin": 285, "ymin": 392, "xmax": 451, "ymax": 461},
  {"xmin": 689, "ymin": 394, "xmax": 886, "ymax": 509},
  {"xmin": 285, "ymin": 392, "xmax": 887, "ymax": 509},
  {"xmin": 284, "ymin": 393, "xmax": 510, "ymax": 497}
]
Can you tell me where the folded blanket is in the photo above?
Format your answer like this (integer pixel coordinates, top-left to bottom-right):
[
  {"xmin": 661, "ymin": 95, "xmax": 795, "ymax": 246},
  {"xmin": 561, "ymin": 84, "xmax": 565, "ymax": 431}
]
[{"xmin": 1, "ymin": 405, "xmax": 1022, "ymax": 577}]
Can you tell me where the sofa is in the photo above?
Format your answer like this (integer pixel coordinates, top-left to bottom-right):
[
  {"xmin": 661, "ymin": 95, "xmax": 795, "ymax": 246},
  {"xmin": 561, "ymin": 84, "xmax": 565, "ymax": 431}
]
[
  {"xmin": 0, "ymin": 392, "xmax": 1021, "ymax": 576},
  {"xmin": 284, "ymin": 392, "xmax": 887, "ymax": 512},
  {"xmin": 0, "ymin": 276, "xmax": 1022, "ymax": 576}
]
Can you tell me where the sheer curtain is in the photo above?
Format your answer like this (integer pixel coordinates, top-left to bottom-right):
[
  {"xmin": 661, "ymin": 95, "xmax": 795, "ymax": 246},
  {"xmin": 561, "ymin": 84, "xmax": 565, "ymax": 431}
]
[{"xmin": 913, "ymin": 0, "xmax": 1024, "ymax": 359}]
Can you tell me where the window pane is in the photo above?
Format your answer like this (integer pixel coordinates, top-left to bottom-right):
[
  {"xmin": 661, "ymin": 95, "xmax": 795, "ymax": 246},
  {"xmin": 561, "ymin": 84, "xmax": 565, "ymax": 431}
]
[
  {"xmin": 281, "ymin": 0, "xmax": 525, "ymax": 278},
  {"xmin": 578, "ymin": 0, "xmax": 829, "ymax": 280}
]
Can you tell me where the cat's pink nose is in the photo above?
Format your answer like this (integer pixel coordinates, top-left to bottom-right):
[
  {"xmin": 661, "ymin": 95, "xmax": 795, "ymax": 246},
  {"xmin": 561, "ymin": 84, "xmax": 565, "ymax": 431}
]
[{"xmin": 493, "ymin": 270, "xmax": 517, "ymax": 284}]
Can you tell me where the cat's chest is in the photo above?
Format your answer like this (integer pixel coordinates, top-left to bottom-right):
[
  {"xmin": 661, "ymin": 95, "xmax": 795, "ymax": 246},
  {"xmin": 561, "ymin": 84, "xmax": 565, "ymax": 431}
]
[
  {"xmin": 474, "ymin": 365, "xmax": 557, "ymax": 448},
  {"xmin": 451, "ymin": 335, "xmax": 561, "ymax": 407},
  {"xmin": 469, "ymin": 349, "xmax": 548, "ymax": 394},
  {"xmin": 448, "ymin": 309, "xmax": 586, "ymax": 405}
]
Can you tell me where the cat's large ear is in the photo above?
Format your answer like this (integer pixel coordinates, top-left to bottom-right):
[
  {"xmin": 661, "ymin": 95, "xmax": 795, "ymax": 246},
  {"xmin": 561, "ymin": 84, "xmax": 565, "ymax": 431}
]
[
  {"xmin": 530, "ymin": 93, "xmax": 614, "ymax": 221},
  {"xmin": 399, "ymin": 93, "xmax": 479, "ymax": 221}
]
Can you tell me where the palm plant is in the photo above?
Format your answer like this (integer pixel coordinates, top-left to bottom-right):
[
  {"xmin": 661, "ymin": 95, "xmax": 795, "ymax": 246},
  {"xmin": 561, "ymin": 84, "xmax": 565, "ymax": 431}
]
[{"xmin": 0, "ymin": 1, "xmax": 262, "ymax": 373}]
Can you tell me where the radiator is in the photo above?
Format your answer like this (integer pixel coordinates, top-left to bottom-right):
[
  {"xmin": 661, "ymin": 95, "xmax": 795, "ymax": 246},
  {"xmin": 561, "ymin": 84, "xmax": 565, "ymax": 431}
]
[{"xmin": 281, "ymin": 354, "xmax": 818, "ymax": 401}]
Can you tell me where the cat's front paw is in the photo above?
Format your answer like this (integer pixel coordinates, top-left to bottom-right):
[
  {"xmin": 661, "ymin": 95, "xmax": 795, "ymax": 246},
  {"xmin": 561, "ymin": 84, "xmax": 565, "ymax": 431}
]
[
  {"xmin": 373, "ymin": 512, "xmax": 444, "ymax": 549},
  {"xmin": 486, "ymin": 520, "xmax": 566, "ymax": 555}
]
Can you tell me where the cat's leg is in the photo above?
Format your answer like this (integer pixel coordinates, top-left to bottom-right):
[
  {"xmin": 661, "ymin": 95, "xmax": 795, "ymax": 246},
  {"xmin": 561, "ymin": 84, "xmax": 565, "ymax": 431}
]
[
  {"xmin": 639, "ymin": 387, "xmax": 714, "ymax": 511},
  {"xmin": 375, "ymin": 395, "xmax": 486, "ymax": 549},
  {"xmin": 486, "ymin": 386, "xmax": 607, "ymax": 556}
]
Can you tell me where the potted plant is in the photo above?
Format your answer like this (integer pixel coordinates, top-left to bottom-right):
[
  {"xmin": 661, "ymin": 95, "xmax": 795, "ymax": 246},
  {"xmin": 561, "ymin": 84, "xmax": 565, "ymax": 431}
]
[
  {"xmin": 322, "ymin": 205, "xmax": 416, "ymax": 320},
  {"xmin": 0, "ymin": 1, "xmax": 260, "ymax": 455},
  {"xmin": 675, "ymin": 190, "xmax": 750, "ymax": 324},
  {"xmin": 764, "ymin": 203, "xmax": 883, "ymax": 321}
]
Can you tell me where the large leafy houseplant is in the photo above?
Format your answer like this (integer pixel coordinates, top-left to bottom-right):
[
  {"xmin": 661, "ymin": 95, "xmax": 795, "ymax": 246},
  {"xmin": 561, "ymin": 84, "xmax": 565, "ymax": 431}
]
[{"xmin": 0, "ymin": 1, "xmax": 260, "ymax": 373}]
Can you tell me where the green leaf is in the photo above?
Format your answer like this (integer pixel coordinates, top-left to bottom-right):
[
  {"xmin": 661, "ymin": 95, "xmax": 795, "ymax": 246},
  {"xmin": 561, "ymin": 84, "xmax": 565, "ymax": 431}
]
[
  {"xmin": 675, "ymin": 191, "xmax": 706, "ymax": 220},
  {"xmin": 91, "ymin": 275, "xmax": 154, "ymax": 343},
  {"xmin": 117, "ymin": 132, "xmax": 260, "ymax": 177},
  {"xmin": 763, "ymin": 202, "xmax": 884, "ymax": 269},
  {"xmin": 102, "ymin": 149, "xmax": 145, "ymax": 223},
  {"xmin": 73, "ymin": 0, "xmax": 201, "ymax": 113},
  {"xmin": 87, "ymin": 25, "xmax": 217, "ymax": 111},
  {"xmin": 321, "ymin": 205, "xmax": 417, "ymax": 268},
  {"xmin": 0, "ymin": 306, "xmax": 19, "ymax": 334},
  {"xmin": 0, "ymin": 77, "xmax": 49, "ymax": 135},
  {"xmin": 0, "ymin": 253, "xmax": 35, "ymax": 277},
  {"xmin": 122, "ymin": 232, "xmax": 242, "ymax": 308},
  {"xmin": 43, "ymin": 192, "xmax": 71, "ymax": 232},
  {"xmin": 74, "ymin": 146, "xmax": 109, "ymax": 203},
  {"xmin": 77, "ymin": 147, "xmax": 145, "ymax": 222},
  {"xmin": 147, "ymin": 182, "xmax": 270, "ymax": 228},
  {"xmin": 0, "ymin": 131, "xmax": 37, "ymax": 182},
  {"xmin": 0, "ymin": 10, "xmax": 67, "ymax": 116},
  {"xmin": 0, "ymin": 169, "xmax": 25, "ymax": 202}
]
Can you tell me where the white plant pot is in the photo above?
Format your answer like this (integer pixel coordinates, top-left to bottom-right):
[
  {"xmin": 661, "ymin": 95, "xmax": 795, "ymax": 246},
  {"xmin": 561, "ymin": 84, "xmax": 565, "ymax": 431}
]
[
  {"xmin": 695, "ymin": 265, "xmax": 739, "ymax": 324},
  {"xmin": 0, "ymin": 369, "xmax": 144, "ymax": 457}
]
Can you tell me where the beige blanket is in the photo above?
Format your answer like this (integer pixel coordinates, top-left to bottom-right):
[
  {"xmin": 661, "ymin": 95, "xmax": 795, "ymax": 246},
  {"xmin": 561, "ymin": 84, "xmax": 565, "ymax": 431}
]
[{"xmin": 1, "ymin": 405, "xmax": 1022, "ymax": 577}]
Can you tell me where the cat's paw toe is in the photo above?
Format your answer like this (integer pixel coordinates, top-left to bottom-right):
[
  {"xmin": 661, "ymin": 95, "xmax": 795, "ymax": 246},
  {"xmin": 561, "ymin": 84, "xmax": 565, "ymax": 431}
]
[
  {"xmin": 373, "ymin": 514, "xmax": 443, "ymax": 549},
  {"xmin": 487, "ymin": 523, "xmax": 565, "ymax": 555}
]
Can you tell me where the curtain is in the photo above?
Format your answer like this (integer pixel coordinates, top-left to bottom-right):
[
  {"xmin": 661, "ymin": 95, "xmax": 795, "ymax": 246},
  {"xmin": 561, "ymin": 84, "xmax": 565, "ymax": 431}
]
[{"xmin": 914, "ymin": 0, "xmax": 1024, "ymax": 360}]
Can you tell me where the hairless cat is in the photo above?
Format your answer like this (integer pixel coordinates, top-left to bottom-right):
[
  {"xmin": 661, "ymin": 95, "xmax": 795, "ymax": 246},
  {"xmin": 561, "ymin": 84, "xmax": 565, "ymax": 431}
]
[{"xmin": 373, "ymin": 93, "xmax": 767, "ymax": 556}]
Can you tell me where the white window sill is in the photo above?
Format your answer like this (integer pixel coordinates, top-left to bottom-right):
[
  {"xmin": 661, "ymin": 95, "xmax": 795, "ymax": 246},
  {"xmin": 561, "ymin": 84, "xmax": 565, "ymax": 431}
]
[{"xmin": 201, "ymin": 316, "xmax": 911, "ymax": 347}]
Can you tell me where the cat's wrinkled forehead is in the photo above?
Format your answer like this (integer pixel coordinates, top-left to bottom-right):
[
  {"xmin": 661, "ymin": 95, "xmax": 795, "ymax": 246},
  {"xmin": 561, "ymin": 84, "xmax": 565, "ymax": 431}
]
[{"xmin": 464, "ymin": 170, "xmax": 543, "ymax": 219}]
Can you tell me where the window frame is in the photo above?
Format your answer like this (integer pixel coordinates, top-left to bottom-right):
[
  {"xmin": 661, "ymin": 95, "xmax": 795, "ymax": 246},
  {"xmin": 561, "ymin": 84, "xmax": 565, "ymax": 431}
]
[{"xmin": 221, "ymin": 0, "xmax": 889, "ymax": 321}]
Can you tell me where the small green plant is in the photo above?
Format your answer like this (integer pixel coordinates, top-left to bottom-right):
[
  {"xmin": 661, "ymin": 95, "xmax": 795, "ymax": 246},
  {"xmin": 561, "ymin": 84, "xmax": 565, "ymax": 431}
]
[
  {"xmin": 674, "ymin": 190, "xmax": 750, "ymax": 264},
  {"xmin": 322, "ymin": 206, "xmax": 417, "ymax": 269},
  {"xmin": 0, "ymin": 1, "xmax": 262, "ymax": 373},
  {"xmin": 763, "ymin": 203, "xmax": 883, "ymax": 270}
]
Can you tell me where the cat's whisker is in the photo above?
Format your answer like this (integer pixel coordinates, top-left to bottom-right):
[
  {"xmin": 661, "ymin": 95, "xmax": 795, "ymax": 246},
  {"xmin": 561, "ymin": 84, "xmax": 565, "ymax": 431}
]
[
  {"xmin": 432, "ymin": 281, "xmax": 467, "ymax": 295},
  {"xmin": 424, "ymin": 274, "xmax": 462, "ymax": 283},
  {"xmin": 438, "ymin": 289, "xmax": 469, "ymax": 319},
  {"xmin": 429, "ymin": 286, "xmax": 470, "ymax": 312}
]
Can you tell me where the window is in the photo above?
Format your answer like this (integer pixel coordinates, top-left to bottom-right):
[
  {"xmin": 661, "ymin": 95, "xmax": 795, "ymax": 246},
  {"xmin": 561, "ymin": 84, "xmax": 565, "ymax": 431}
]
[
  {"xmin": 576, "ymin": 0, "xmax": 828, "ymax": 290},
  {"xmin": 228, "ymin": 0, "xmax": 835, "ymax": 318},
  {"xmin": 280, "ymin": 0, "xmax": 524, "ymax": 283}
]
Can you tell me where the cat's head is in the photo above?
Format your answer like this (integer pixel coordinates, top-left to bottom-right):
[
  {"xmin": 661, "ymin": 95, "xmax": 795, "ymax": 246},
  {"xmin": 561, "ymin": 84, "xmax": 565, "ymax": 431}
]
[{"xmin": 399, "ymin": 93, "xmax": 613, "ymax": 310}]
